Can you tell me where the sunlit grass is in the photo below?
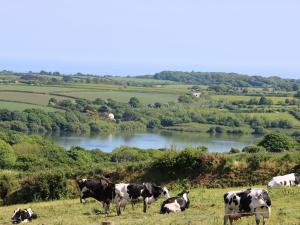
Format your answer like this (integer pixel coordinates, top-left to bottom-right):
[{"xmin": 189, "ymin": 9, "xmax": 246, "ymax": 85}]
[{"xmin": 1, "ymin": 187, "xmax": 300, "ymax": 225}]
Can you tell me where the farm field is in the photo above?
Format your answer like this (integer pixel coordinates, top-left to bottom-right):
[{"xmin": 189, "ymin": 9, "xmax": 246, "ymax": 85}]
[
  {"xmin": 0, "ymin": 100, "xmax": 58, "ymax": 111},
  {"xmin": 0, "ymin": 83, "xmax": 188, "ymax": 107},
  {"xmin": 1, "ymin": 187, "xmax": 299, "ymax": 225},
  {"xmin": 210, "ymin": 94, "xmax": 294, "ymax": 104}
]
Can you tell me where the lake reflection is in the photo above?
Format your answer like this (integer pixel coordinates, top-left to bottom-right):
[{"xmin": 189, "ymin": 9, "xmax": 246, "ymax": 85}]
[{"xmin": 51, "ymin": 130, "xmax": 262, "ymax": 152}]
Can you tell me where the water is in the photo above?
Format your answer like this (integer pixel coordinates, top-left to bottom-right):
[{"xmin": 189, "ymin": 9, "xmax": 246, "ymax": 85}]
[{"xmin": 51, "ymin": 130, "xmax": 262, "ymax": 152}]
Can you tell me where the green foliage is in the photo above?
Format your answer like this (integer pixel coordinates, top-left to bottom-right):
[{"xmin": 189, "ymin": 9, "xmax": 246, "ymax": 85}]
[
  {"xmin": 258, "ymin": 132, "xmax": 292, "ymax": 152},
  {"xmin": 128, "ymin": 97, "xmax": 141, "ymax": 108},
  {"xmin": 242, "ymin": 145, "xmax": 266, "ymax": 153},
  {"xmin": 12, "ymin": 171, "xmax": 67, "ymax": 203},
  {"xmin": 0, "ymin": 140, "xmax": 16, "ymax": 169}
]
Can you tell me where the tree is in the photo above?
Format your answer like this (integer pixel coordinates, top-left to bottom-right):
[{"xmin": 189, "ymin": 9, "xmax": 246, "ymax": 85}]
[
  {"xmin": 258, "ymin": 96, "xmax": 272, "ymax": 105},
  {"xmin": 128, "ymin": 97, "xmax": 141, "ymax": 108},
  {"xmin": 258, "ymin": 132, "xmax": 291, "ymax": 152},
  {"xmin": 295, "ymin": 91, "xmax": 300, "ymax": 98},
  {"xmin": 0, "ymin": 140, "xmax": 16, "ymax": 168}
]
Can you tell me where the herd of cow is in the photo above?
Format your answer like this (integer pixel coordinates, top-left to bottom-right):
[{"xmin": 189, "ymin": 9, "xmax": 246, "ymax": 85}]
[{"xmin": 10, "ymin": 173, "xmax": 300, "ymax": 224}]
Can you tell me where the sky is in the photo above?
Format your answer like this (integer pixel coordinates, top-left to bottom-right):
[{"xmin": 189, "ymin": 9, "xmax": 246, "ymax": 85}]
[{"xmin": 0, "ymin": 0, "xmax": 299, "ymax": 78}]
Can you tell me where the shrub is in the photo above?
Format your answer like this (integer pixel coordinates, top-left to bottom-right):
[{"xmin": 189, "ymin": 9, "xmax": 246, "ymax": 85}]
[
  {"xmin": 0, "ymin": 140, "xmax": 16, "ymax": 169},
  {"xmin": 13, "ymin": 171, "xmax": 67, "ymax": 203},
  {"xmin": 242, "ymin": 145, "xmax": 266, "ymax": 153},
  {"xmin": 258, "ymin": 132, "xmax": 292, "ymax": 152},
  {"xmin": 229, "ymin": 148, "xmax": 240, "ymax": 153}
]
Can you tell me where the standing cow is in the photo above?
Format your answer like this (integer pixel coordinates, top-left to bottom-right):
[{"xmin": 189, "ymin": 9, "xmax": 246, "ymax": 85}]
[
  {"xmin": 223, "ymin": 188, "xmax": 271, "ymax": 225},
  {"xmin": 268, "ymin": 173, "xmax": 300, "ymax": 188},
  {"xmin": 114, "ymin": 182, "xmax": 170, "ymax": 215},
  {"xmin": 77, "ymin": 178, "xmax": 115, "ymax": 214},
  {"xmin": 160, "ymin": 190, "xmax": 190, "ymax": 213}
]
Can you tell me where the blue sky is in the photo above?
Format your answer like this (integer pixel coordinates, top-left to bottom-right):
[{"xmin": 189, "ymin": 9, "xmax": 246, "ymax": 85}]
[{"xmin": 0, "ymin": 0, "xmax": 299, "ymax": 78}]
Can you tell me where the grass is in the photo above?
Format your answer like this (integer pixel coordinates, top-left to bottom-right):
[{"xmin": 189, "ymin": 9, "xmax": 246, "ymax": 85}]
[
  {"xmin": 210, "ymin": 95, "xmax": 294, "ymax": 104},
  {"xmin": 0, "ymin": 100, "xmax": 59, "ymax": 111},
  {"xmin": 0, "ymin": 83, "xmax": 186, "ymax": 105},
  {"xmin": 1, "ymin": 187, "xmax": 299, "ymax": 225},
  {"xmin": 0, "ymin": 91, "xmax": 72, "ymax": 106},
  {"xmin": 63, "ymin": 91, "xmax": 179, "ymax": 104}
]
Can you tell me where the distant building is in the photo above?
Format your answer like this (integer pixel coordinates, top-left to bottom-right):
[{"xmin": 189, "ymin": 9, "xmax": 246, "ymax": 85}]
[
  {"xmin": 107, "ymin": 113, "xmax": 115, "ymax": 120},
  {"xmin": 192, "ymin": 92, "xmax": 202, "ymax": 98}
]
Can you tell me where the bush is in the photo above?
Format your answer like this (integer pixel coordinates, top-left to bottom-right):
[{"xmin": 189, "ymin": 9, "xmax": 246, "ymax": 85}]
[
  {"xmin": 229, "ymin": 148, "xmax": 240, "ymax": 153},
  {"xmin": 258, "ymin": 132, "xmax": 292, "ymax": 152},
  {"xmin": 0, "ymin": 140, "xmax": 16, "ymax": 169},
  {"xmin": 13, "ymin": 171, "xmax": 67, "ymax": 203},
  {"xmin": 242, "ymin": 145, "xmax": 266, "ymax": 153}
]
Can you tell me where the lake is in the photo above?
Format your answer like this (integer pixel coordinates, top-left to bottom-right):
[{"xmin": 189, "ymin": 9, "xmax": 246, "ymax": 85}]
[{"xmin": 51, "ymin": 130, "xmax": 262, "ymax": 152}]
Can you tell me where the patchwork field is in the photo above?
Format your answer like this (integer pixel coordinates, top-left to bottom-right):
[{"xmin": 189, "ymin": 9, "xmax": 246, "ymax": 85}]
[
  {"xmin": 0, "ymin": 83, "xmax": 188, "ymax": 108},
  {"xmin": 1, "ymin": 187, "xmax": 299, "ymax": 225}
]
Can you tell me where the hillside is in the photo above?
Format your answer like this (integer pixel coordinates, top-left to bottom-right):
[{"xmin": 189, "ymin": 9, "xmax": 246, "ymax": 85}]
[{"xmin": 143, "ymin": 71, "xmax": 300, "ymax": 90}]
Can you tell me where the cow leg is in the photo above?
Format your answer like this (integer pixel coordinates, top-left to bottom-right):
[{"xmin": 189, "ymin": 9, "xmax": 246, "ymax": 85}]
[
  {"xmin": 263, "ymin": 218, "xmax": 268, "ymax": 225},
  {"xmin": 104, "ymin": 202, "xmax": 110, "ymax": 214},
  {"xmin": 255, "ymin": 213, "xmax": 261, "ymax": 225},
  {"xmin": 223, "ymin": 215, "xmax": 229, "ymax": 225},
  {"xmin": 143, "ymin": 200, "xmax": 147, "ymax": 213}
]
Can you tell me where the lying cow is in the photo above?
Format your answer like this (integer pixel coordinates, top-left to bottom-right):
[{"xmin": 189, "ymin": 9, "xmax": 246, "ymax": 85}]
[
  {"xmin": 268, "ymin": 173, "xmax": 300, "ymax": 188},
  {"xmin": 223, "ymin": 188, "xmax": 271, "ymax": 225},
  {"xmin": 77, "ymin": 177, "xmax": 115, "ymax": 214},
  {"xmin": 160, "ymin": 190, "xmax": 190, "ymax": 214},
  {"xmin": 115, "ymin": 182, "xmax": 170, "ymax": 215},
  {"xmin": 11, "ymin": 208, "xmax": 37, "ymax": 224}
]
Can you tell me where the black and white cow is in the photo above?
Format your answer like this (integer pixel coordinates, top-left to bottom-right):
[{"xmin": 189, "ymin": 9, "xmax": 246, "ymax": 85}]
[
  {"xmin": 223, "ymin": 188, "xmax": 271, "ymax": 225},
  {"xmin": 267, "ymin": 173, "xmax": 300, "ymax": 188},
  {"xmin": 114, "ymin": 183, "xmax": 170, "ymax": 215},
  {"xmin": 160, "ymin": 191, "xmax": 190, "ymax": 214},
  {"xmin": 11, "ymin": 208, "xmax": 37, "ymax": 224},
  {"xmin": 77, "ymin": 178, "xmax": 115, "ymax": 213}
]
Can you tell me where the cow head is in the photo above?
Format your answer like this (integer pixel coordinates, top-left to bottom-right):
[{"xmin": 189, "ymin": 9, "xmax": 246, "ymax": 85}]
[
  {"xmin": 161, "ymin": 186, "xmax": 170, "ymax": 198},
  {"xmin": 253, "ymin": 193, "xmax": 269, "ymax": 208},
  {"xmin": 11, "ymin": 209, "xmax": 28, "ymax": 224},
  {"xmin": 267, "ymin": 179, "xmax": 281, "ymax": 188}
]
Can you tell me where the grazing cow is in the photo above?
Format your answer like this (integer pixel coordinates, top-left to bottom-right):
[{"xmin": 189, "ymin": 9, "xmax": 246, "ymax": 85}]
[
  {"xmin": 267, "ymin": 173, "xmax": 300, "ymax": 188},
  {"xmin": 77, "ymin": 178, "xmax": 115, "ymax": 213},
  {"xmin": 11, "ymin": 208, "xmax": 37, "ymax": 224},
  {"xmin": 160, "ymin": 191, "xmax": 190, "ymax": 214},
  {"xmin": 114, "ymin": 183, "xmax": 170, "ymax": 215},
  {"xmin": 223, "ymin": 188, "xmax": 271, "ymax": 225}
]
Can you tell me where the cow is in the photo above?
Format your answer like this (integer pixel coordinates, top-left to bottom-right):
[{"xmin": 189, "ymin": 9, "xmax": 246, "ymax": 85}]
[
  {"xmin": 11, "ymin": 208, "xmax": 37, "ymax": 224},
  {"xmin": 114, "ymin": 183, "xmax": 170, "ymax": 215},
  {"xmin": 223, "ymin": 188, "xmax": 271, "ymax": 225},
  {"xmin": 160, "ymin": 190, "xmax": 190, "ymax": 214},
  {"xmin": 77, "ymin": 178, "xmax": 115, "ymax": 214},
  {"xmin": 267, "ymin": 173, "xmax": 300, "ymax": 188}
]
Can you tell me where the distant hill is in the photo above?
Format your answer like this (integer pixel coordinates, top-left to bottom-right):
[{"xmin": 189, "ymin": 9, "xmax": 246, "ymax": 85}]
[{"xmin": 141, "ymin": 71, "xmax": 300, "ymax": 90}]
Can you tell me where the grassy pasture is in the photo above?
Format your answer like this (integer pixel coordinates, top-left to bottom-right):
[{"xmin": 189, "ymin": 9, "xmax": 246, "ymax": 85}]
[
  {"xmin": 0, "ymin": 91, "xmax": 72, "ymax": 106},
  {"xmin": 1, "ymin": 187, "xmax": 299, "ymax": 225},
  {"xmin": 62, "ymin": 91, "xmax": 179, "ymax": 104},
  {"xmin": 0, "ymin": 100, "xmax": 58, "ymax": 111},
  {"xmin": 0, "ymin": 84, "xmax": 185, "ymax": 104},
  {"xmin": 241, "ymin": 112, "xmax": 300, "ymax": 128},
  {"xmin": 210, "ymin": 95, "xmax": 293, "ymax": 104}
]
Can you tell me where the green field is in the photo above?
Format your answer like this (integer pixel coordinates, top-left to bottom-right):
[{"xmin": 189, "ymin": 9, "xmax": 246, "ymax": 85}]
[
  {"xmin": 1, "ymin": 187, "xmax": 299, "ymax": 225},
  {"xmin": 0, "ymin": 100, "xmax": 59, "ymax": 111},
  {"xmin": 0, "ymin": 83, "xmax": 189, "ymax": 109},
  {"xmin": 210, "ymin": 95, "xmax": 293, "ymax": 104}
]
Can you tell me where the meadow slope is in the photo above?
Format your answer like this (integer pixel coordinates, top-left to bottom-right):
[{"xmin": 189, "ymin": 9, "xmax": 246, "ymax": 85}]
[{"xmin": 1, "ymin": 187, "xmax": 300, "ymax": 225}]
